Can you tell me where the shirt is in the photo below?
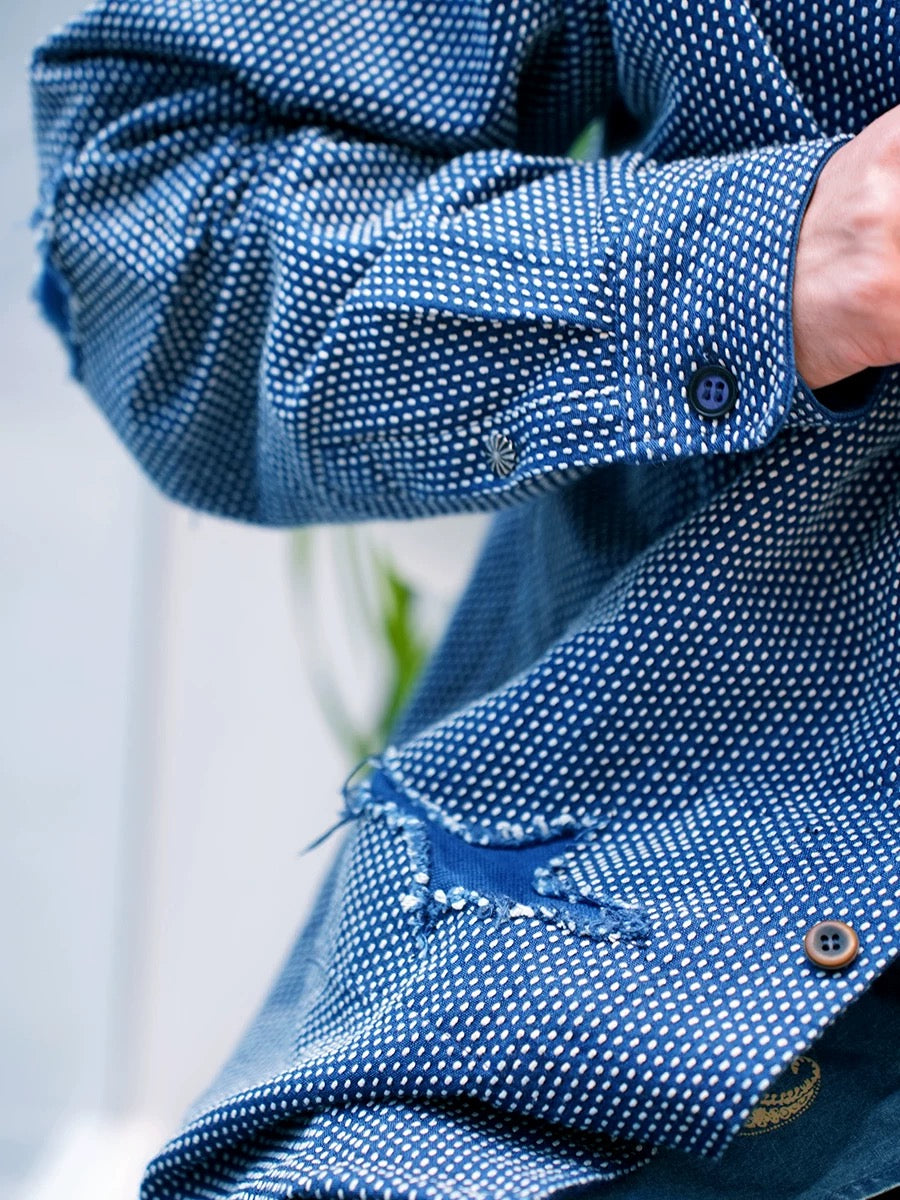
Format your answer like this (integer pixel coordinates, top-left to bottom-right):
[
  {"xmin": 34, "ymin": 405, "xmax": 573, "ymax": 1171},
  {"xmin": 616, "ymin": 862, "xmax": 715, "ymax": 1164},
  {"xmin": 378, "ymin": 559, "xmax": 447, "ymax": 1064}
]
[
  {"xmin": 593, "ymin": 952, "xmax": 900, "ymax": 1199},
  {"xmin": 26, "ymin": 0, "xmax": 900, "ymax": 1197}
]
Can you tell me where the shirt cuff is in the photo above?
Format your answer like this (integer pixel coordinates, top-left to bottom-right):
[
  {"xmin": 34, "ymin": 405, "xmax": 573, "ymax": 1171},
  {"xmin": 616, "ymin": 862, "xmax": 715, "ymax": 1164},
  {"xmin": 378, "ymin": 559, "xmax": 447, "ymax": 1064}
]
[
  {"xmin": 790, "ymin": 364, "xmax": 891, "ymax": 428},
  {"xmin": 608, "ymin": 132, "xmax": 861, "ymax": 460}
]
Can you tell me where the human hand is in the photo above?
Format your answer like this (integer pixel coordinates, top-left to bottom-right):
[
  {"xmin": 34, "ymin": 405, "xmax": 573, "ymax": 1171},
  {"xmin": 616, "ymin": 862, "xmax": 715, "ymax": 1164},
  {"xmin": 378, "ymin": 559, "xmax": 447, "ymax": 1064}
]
[{"xmin": 792, "ymin": 107, "xmax": 900, "ymax": 391}]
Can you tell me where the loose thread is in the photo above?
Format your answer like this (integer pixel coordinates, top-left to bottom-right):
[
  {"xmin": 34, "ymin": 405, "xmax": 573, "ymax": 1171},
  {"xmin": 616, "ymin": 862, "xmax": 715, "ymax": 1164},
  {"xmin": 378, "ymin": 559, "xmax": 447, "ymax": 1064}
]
[{"xmin": 298, "ymin": 752, "xmax": 386, "ymax": 855}]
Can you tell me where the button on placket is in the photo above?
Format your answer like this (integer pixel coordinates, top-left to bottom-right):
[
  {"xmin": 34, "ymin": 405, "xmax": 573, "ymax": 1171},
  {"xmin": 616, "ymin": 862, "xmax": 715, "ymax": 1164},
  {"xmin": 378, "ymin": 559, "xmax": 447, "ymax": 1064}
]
[
  {"xmin": 688, "ymin": 364, "xmax": 738, "ymax": 417},
  {"xmin": 803, "ymin": 920, "xmax": 860, "ymax": 970}
]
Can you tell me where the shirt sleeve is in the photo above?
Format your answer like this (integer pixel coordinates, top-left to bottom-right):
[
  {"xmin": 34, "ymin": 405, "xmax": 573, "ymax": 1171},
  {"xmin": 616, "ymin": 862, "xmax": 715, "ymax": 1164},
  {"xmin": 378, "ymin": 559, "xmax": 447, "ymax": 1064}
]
[{"xmin": 27, "ymin": 0, "xmax": 866, "ymax": 526}]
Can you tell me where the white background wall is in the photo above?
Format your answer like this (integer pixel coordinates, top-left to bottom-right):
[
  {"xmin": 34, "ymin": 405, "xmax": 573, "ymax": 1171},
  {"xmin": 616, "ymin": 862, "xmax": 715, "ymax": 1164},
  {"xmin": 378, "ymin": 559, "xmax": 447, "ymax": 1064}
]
[{"xmin": 2, "ymin": 4, "xmax": 487, "ymax": 1193}]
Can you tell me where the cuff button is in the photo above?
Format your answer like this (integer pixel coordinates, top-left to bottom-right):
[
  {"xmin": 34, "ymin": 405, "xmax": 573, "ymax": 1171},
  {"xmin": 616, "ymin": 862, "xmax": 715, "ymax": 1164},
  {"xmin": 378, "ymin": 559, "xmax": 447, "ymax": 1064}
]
[
  {"xmin": 803, "ymin": 920, "xmax": 860, "ymax": 970},
  {"xmin": 688, "ymin": 364, "xmax": 738, "ymax": 417},
  {"xmin": 486, "ymin": 431, "xmax": 517, "ymax": 477}
]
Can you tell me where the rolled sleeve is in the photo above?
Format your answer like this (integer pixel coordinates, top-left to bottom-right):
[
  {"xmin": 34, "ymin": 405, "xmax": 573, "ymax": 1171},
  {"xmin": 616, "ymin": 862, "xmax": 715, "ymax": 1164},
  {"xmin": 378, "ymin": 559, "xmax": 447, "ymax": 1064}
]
[{"xmin": 27, "ymin": 2, "xmax": 867, "ymax": 526}]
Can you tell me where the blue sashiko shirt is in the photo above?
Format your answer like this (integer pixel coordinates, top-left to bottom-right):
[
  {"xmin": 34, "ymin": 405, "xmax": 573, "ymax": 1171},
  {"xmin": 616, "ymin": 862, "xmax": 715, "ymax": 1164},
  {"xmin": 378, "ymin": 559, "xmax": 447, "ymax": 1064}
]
[{"xmin": 27, "ymin": 0, "xmax": 900, "ymax": 1196}]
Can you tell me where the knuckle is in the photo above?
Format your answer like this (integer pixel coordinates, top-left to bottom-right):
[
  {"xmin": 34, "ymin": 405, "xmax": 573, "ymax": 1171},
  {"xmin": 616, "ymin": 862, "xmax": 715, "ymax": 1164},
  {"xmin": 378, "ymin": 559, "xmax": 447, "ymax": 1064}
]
[
  {"xmin": 862, "ymin": 105, "xmax": 900, "ymax": 159},
  {"xmin": 866, "ymin": 134, "xmax": 900, "ymax": 189},
  {"xmin": 848, "ymin": 163, "xmax": 894, "ymax": 227},
  {"xmin": 846, "ymin": 261, "xmax": 892, "ymax": 313}
]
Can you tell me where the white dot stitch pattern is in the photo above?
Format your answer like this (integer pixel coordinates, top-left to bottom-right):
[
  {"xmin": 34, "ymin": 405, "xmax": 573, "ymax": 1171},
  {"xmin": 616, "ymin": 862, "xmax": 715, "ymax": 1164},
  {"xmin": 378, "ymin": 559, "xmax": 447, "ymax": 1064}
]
[{"xmin": 26, "ymin": 0, "xmax": 900, "ymax": 1196}]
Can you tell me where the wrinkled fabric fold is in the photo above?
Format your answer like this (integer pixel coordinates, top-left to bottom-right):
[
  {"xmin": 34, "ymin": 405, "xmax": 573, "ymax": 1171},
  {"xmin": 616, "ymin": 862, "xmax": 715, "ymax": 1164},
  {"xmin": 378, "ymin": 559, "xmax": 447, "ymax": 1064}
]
[{"xmin": 24, "ymin": 0, "xmax": 900, "ymax": 1197}]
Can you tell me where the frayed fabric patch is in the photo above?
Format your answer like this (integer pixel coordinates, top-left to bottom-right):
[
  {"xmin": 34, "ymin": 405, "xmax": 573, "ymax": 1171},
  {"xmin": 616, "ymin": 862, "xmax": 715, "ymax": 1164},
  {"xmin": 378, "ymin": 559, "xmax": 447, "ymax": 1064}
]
[
  {"xmin": 338, "ymin": 761, "xmax": 653, "ymax": 945},
  {"xmin": 377, "ymin": 747, "xmax": 608, "ymax": 846},
  {"xmin": 533, "ymin": 841, "xmax": 652, "ymax": 939}
]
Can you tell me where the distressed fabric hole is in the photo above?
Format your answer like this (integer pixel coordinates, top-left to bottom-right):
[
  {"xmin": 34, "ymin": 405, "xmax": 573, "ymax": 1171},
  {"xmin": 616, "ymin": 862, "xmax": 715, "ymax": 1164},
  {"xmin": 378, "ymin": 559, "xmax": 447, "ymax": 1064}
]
[{"xmin": 367, "ymin": 764, "xmax": 651, "ymax": 943}]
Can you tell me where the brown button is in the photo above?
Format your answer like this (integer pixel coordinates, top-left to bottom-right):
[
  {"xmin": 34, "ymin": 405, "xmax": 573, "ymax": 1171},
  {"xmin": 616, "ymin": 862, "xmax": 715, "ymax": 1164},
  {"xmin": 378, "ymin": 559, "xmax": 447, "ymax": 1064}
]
[{"xmin": 803, "ymin": 920, "xmax": 859, "ymax": 970}]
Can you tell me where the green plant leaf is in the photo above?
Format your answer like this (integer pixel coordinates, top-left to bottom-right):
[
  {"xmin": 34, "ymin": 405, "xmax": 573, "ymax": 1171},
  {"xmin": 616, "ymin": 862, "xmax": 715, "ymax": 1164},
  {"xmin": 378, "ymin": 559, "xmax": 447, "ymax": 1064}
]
[{"xmin": 287, "ymin": 527, "xmax": 436, "ymax": 763}]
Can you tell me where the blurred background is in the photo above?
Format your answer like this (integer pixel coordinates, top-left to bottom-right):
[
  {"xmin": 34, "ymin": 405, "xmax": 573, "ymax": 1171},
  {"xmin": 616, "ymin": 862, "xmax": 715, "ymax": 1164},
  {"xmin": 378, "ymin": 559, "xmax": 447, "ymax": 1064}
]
[{"xmin": 2, "ymin": 3, "xmax": 491, "ymax": 1194}]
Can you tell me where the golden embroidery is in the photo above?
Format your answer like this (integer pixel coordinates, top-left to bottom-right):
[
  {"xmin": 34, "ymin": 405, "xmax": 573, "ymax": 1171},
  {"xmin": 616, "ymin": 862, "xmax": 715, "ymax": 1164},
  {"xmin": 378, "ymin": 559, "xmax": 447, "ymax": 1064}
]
[{"xmin": 738, "ymin": 1056, "xmax": 822, "ymax": 1136}]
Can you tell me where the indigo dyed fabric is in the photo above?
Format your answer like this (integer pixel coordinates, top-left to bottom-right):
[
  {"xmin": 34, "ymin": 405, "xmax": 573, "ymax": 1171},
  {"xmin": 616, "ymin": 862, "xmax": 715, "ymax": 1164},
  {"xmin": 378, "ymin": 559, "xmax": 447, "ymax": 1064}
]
[
  {"xmin": 582, "ymin": 952, "xmax": 900, "ymax": 1200},
  {"xmin": 27, "ymin": 0, "xmax": 900, "ymax": 1196}
]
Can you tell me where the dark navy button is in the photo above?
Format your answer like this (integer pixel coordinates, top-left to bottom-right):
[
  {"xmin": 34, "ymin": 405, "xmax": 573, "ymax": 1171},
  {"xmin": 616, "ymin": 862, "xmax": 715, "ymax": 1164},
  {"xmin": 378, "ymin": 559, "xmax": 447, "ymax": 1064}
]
[
  {"xmin": 803, "ymin": 920, "xmax": 860, "ymax": 970},
  {"xmin": 688, "ymin": 364, "xmax": 738, "ymax": 417}
]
